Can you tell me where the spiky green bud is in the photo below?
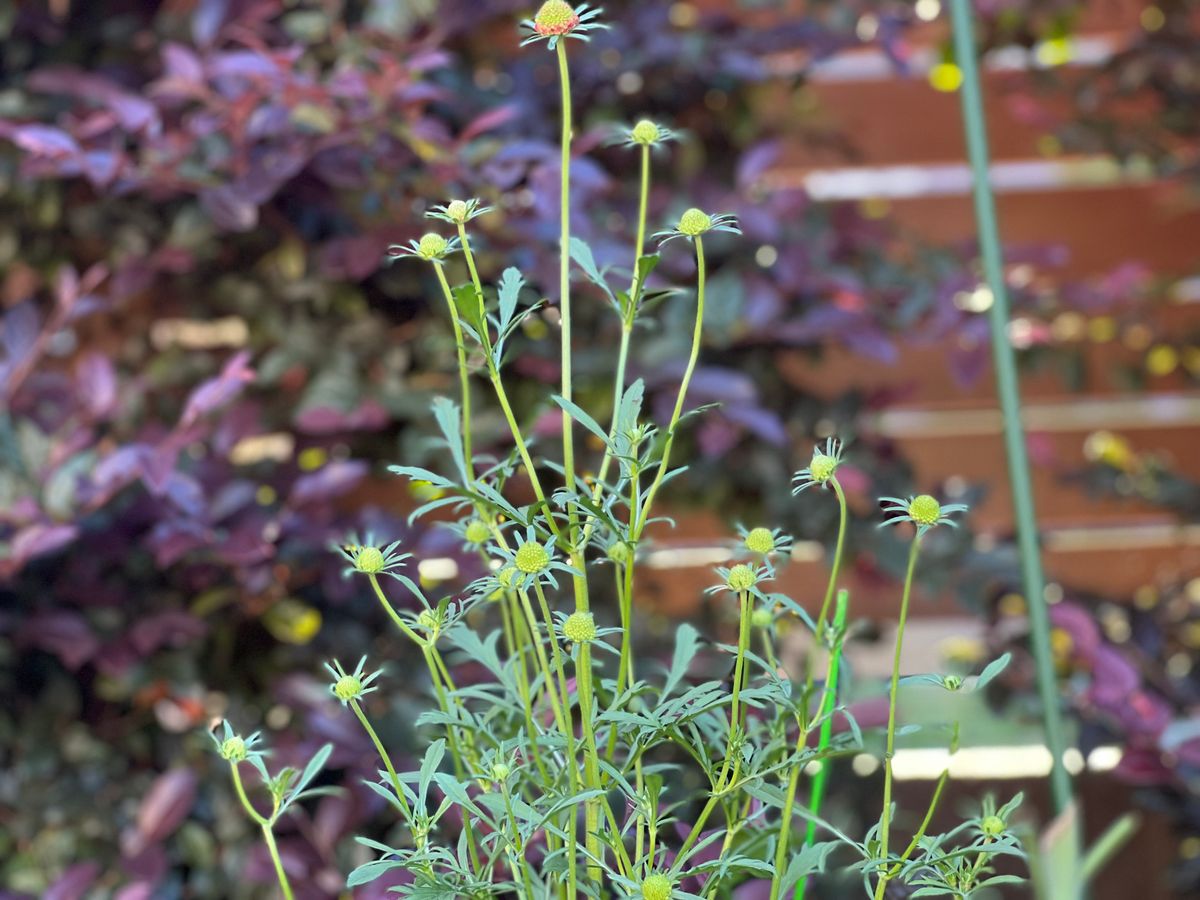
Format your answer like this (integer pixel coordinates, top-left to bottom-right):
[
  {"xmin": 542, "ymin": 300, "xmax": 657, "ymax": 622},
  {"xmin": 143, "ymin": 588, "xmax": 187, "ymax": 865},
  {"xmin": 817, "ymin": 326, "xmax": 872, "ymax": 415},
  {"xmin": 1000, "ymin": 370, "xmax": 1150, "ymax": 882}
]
[
  {"xmin": 563, "ymin": 611, "xmax": 596, "ymax": 643},
  {"xmin": 726, "ymin": 564, "xmax": 757, "ymax": 593},
  {"xmin": 220, "ymin": 736, "xmax": 247, "ymax": 762},
  {"xmin": 334, "ymin": 674, "xmax": 364, "ymax": 702},
  {"xmin": 981, "ymin": 815, "xmax": 1006, "ymax": 838},
  {"xmin": 631, "ymin": 119, "xmax": 661, "ymax": 145},
  {"xmin": 678, "ymin": 208, "xmax": 712, "ymax": 237},
  {"xmin": 514, "ymin": 541, "xmax": 550, "ymax": 574},
  {"xmin": 353, "ymin": 547, "xmax": 385, "ymax": 574},
  {"xmin": 464, "ymin": 519, "xmax": 491, "ymax": 545},
  {"xmin": 744, "ymin": 527, "xmax": 776, "ymax": 555},
  {"xmin": 908, "ymin": 495, "xmax": 942, "ymax": 526},
  {"xmin": 417, "ymin": 232, "xmax": 448, "ymax": 260},
  {"xmin": 446, "ymin": 200, "xmax": 469, "ymax": 223},
  {"xmin": 809, "ymin": 452, "xmax": 838, "ymax": 483},
  {"xmin": 641, "ymin": 873, "xmax": 674, "ymax": 900}
]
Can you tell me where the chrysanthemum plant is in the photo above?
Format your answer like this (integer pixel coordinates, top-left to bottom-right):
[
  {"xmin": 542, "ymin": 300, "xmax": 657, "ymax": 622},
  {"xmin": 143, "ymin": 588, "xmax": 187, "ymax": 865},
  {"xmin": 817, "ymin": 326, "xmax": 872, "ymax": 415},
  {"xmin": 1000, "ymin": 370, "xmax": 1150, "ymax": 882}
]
[{"xmin": 210, "ymin": 4, "xmax": 1027, "ymax": 898}]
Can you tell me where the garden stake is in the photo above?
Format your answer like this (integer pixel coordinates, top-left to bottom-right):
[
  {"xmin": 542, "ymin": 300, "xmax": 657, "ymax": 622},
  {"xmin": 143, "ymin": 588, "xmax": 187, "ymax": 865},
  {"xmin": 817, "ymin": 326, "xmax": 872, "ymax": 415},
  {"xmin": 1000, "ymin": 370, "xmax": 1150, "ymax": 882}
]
[{"xmin": 949, "ymin": 0, "xmax": 1074, "ymax": 816}]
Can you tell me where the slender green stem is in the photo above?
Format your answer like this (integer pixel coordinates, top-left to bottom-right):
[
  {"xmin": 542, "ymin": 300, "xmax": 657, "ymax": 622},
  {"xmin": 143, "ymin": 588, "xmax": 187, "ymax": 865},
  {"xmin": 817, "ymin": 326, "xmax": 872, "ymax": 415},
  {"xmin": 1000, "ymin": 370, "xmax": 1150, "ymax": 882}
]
[
  {"xmin": 457, "ymin": 222, "xmax": 486, "ymax": 324},
  {"xmin": 813, "ymin": 478, "xmax": 848, "ymax": 636},
  {"xmin": 716, "ymin": 589, "xmax": 752, "ymax": 790},
  {"xmin": 230, "ymin": 762, "xmax": 267, "ymax": 827},
  {"xmin": 261, "ymin": 822, "xmax": 295, "ymax": 900},
  {"xmin": 634, "ymin": 235, "xmax": 706, "ymax": 537},
  {"xmin": 350, "ymin": 699, "xmax": 413, "ymax": 819},
  {"xmin": 554, "ymin": 41, "xmax": 577, "ymax": 506},
  {"xmin": 949, "ymin": 0, "xmax": 1071, "ymax": 815},
  {"xmin": 875, "ymin": 536, "xmax": 923, "ymax": 896},
  {"xmin": 768, "ymin": 591, "xmax": 849, "ymax": 900},
  {"xmin": 432, "ymin": 263, "xmax": 474, "ymax": 479}
]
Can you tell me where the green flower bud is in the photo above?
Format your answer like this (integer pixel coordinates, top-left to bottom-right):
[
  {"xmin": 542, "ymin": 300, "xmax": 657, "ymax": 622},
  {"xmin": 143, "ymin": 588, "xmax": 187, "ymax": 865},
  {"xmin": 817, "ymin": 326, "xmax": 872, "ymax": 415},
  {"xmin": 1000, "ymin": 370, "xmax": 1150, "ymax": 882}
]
[
  {"xmin": 417, "ymin": 232, "xmax": 448, "ymax": 260},
  {"xmin": 417, "ymin": 609, "xmax": 440, "ymax": 633},
  {"xmin": 464, "ymin": 519, "xmax": 491, "ymax": 545},
  {"xmin": 981, "ymin": 815, "xmax": 1006, "ymax": 838},
  {"xmin": 353, "ymin": 546, "xmax": 385, "ymax": 575},
  {"xmin": 631, "ymin": 119, "xmax": 661, "ymax": 145},
  {"xmin": 334, "ymin": 674, "xmax": 364, "ymax": 702},
  {"xmin": 908, "ymin": 494, "xmax": 942, "ymax": 526},
  {"xmin": 744, "ymin": 527, "xmax": 776, "ymax": 555},
  {"xmin": 809, "ymin": 452, "xmax": 838, "ymax": 483},
  {"xmin": 491, "ymin": 762, "xmax": 511, "ymax": 781},
  {"xmin": 220, "ymin": 736, "xmax": 247, "ymax": 762},
  {"xmin": 726, "ymin": 564, "xmax": 757, "ymax": 593},
  {"xmin": 751, "ymin": 607, "xmax": 773, "ymax": 629},
  {"xmin": 514, "ymin": 541, "xmax": 550, "ymax": 574},
  {"xmin": 606, "ymin": 542, "xmax": 634, "ymax": 567},
  {"xmin": 942, "ymin": 674, "xmax": 964, "ymax": 692},
  {"xmin": 563, "ymin": 611, "xmax": 596, "ymax": 643},
  {"xmin": 497, "ymin": 566, "xmax": 519, "ymax": 588},
  {"xmin": 534, "ymin": 0, "xmax": 579, "ymax": 35},
  {"xmin": 641, "ymin": 873, "xmax": 674, "ymax": 900},
  {"xmin": 446, "ymin": 200, "xmax": 469, "ymax": 223},
  {"xmin": 678, "ymin": 207, "xmax": 712, "ymax": 237}
]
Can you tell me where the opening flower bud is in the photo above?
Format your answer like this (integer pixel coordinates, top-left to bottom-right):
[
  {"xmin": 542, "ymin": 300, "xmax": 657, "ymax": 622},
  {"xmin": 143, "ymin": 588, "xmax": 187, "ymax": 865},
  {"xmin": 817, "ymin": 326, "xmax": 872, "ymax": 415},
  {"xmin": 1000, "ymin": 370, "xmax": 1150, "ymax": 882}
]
[
  {"xmin": 641, "ymin": 873, "xmax": 674, "ymax": 900},
  {"xmin": 726, "ymin": 564, "xmax": 757, "ymax": 593},
  {"xmin": 908, "ymin": 494, "xmax": 942, "ymax": 526},
  {"xmin": 354, "ymin": 547, "xmax": 385, "ymax": 574},
  {"xmin": 464, "ymin": 519, "xmax": 491, "ymax": 545},
  {"xmin": 677, "ymin": 207, "xmax": 712, "ymax": 237},
  {"xmin": 534, "ymin": 0, "xmax": 580, "ymax": 35},
  {"xmin": 744, "ymin": 527, "xmax": 775, "ymax": 555},
  {"xmin": 417, "ymin": 232, "xmax": 448, "ymax": 260},
  {"xmin": 220, "ymin": 736, "xmax": 247, "ymax": 762},
  {"xmin": 563, "ymin": 611, "xmax": 596, "ymax": 643},
  {"xmin": 981, "ymin": 815, "xmax": 1006, "ymax": 838},
  {"xmin": 491, "ymin": 762, "xmax": 511, "ymax": 781},
  {"xmin": 514, "ymin": 541, "xmax": 550, "ymax": 574},
  {"xmin": 334, "ymin": 674, "xmax": 363, "ymax": 702},
  {"xmin": 809, "ymin": 452, "xmax": 838, "ymax": 483},
  {"xmin": 631, "ymin": 119, "xmax": 661, "ymax": 145},
  {"xmin": 607, "ymin": 542, "xmax": 634, "ymax": 567}
]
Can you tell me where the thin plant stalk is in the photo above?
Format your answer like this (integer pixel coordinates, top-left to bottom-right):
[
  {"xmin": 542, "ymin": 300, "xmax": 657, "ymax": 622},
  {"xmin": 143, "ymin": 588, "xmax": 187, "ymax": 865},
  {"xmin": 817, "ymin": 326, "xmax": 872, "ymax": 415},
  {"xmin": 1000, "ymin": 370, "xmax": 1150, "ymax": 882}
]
[
  {"xmin": 949, "ymin": 0, "xmax": 1071, "ymax": 814},
  {"xmin": 554, "ymin": 40, "xmax": 577, "ymax": 512},
  {"xmin": 229, "ymin": 763, "xmax": 294, "ymax": 900},
  {"xmin": 349, "ymin": 699, "xmax": 413, "ymax": 819},
  {"xmin": 875, "ymin": 534, "xmax": 923, "ymax": 898},
  {"xmin": 634, "ymin": 234, "xmax": 706, "ymax": 537},
  {"xmin": 431, "ymin": 263, "xmax": 473, "ymax": 478},
  {"xmin": 769, "ymin": 590, "xmax": 849, "ymax": 900}
]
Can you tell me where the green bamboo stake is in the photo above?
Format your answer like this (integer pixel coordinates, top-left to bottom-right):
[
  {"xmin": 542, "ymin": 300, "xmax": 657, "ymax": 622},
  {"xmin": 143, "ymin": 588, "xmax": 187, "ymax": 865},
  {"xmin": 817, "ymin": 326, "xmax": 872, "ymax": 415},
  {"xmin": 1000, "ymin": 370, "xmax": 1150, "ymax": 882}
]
[{"xmin": 948, "ymin": 0, "xmax": 1072, "ymax": 815}]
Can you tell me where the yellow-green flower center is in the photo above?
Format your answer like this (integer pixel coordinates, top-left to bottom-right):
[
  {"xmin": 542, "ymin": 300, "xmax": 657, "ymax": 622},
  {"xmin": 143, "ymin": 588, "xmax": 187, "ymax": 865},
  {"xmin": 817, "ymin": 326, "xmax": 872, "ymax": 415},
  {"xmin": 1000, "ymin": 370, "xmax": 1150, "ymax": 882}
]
[
  {"xmin": 563, "ymin": 611, "xmax": 596, "ymax": 643},
  {"xmin": 514, "ymin": 541, "xmax": 550, "ymax": 574},
  {"xmin": 418, "ymin": 232, "xmax": 448, "ymax": 260},
  {"xmin": 334, "ymin": 675, "xmax": 363, "ymax": 701},
  {"xmin": 631, "ymin": 119, "xmax": 661, "ymax": 145},
  {"xmin": 981, "ymin": 815, "xmax": 1006, "ymax": 838},
  {"xmin": 446, "ymin": 200, "xmax": 469, "ymax": 223},
  {"xmin": 744, "ymin": 527, "xmax": 775, "ymax": 555},
  {"xmin": 534, "ymin": 0, "xmax": 579, "ymax": 34},
  {"xmin": 464, "ymin": 519, "xmax": 490, "ymax": 545},
  {"xmin": 497, "ymin": 566, "xmax": 519, "ymax": 588},
  {"xmin": 908, "ymin": 494, "xmax": 942, "ymax": 526},
  {"xmin": 354, "ymin": 546, "xmax": 385, "ymax": 574},
  {"xmin": 678, "ymin": 207, "xmax": 712, "ymax": 237},
  {"xmin": 809, "ymin": 453, "xmax": 837, "ymax": 483},
  {"xmin": 726, "ymin": 564, "xmax": 757, "ymax": 593},
  {"xmin": 220, "ymin": 736, "xmax": 247, "ymax": 762},
  {"xmin": 641, "ymin": 873, "xmax": 674, "ymax": 900}
]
